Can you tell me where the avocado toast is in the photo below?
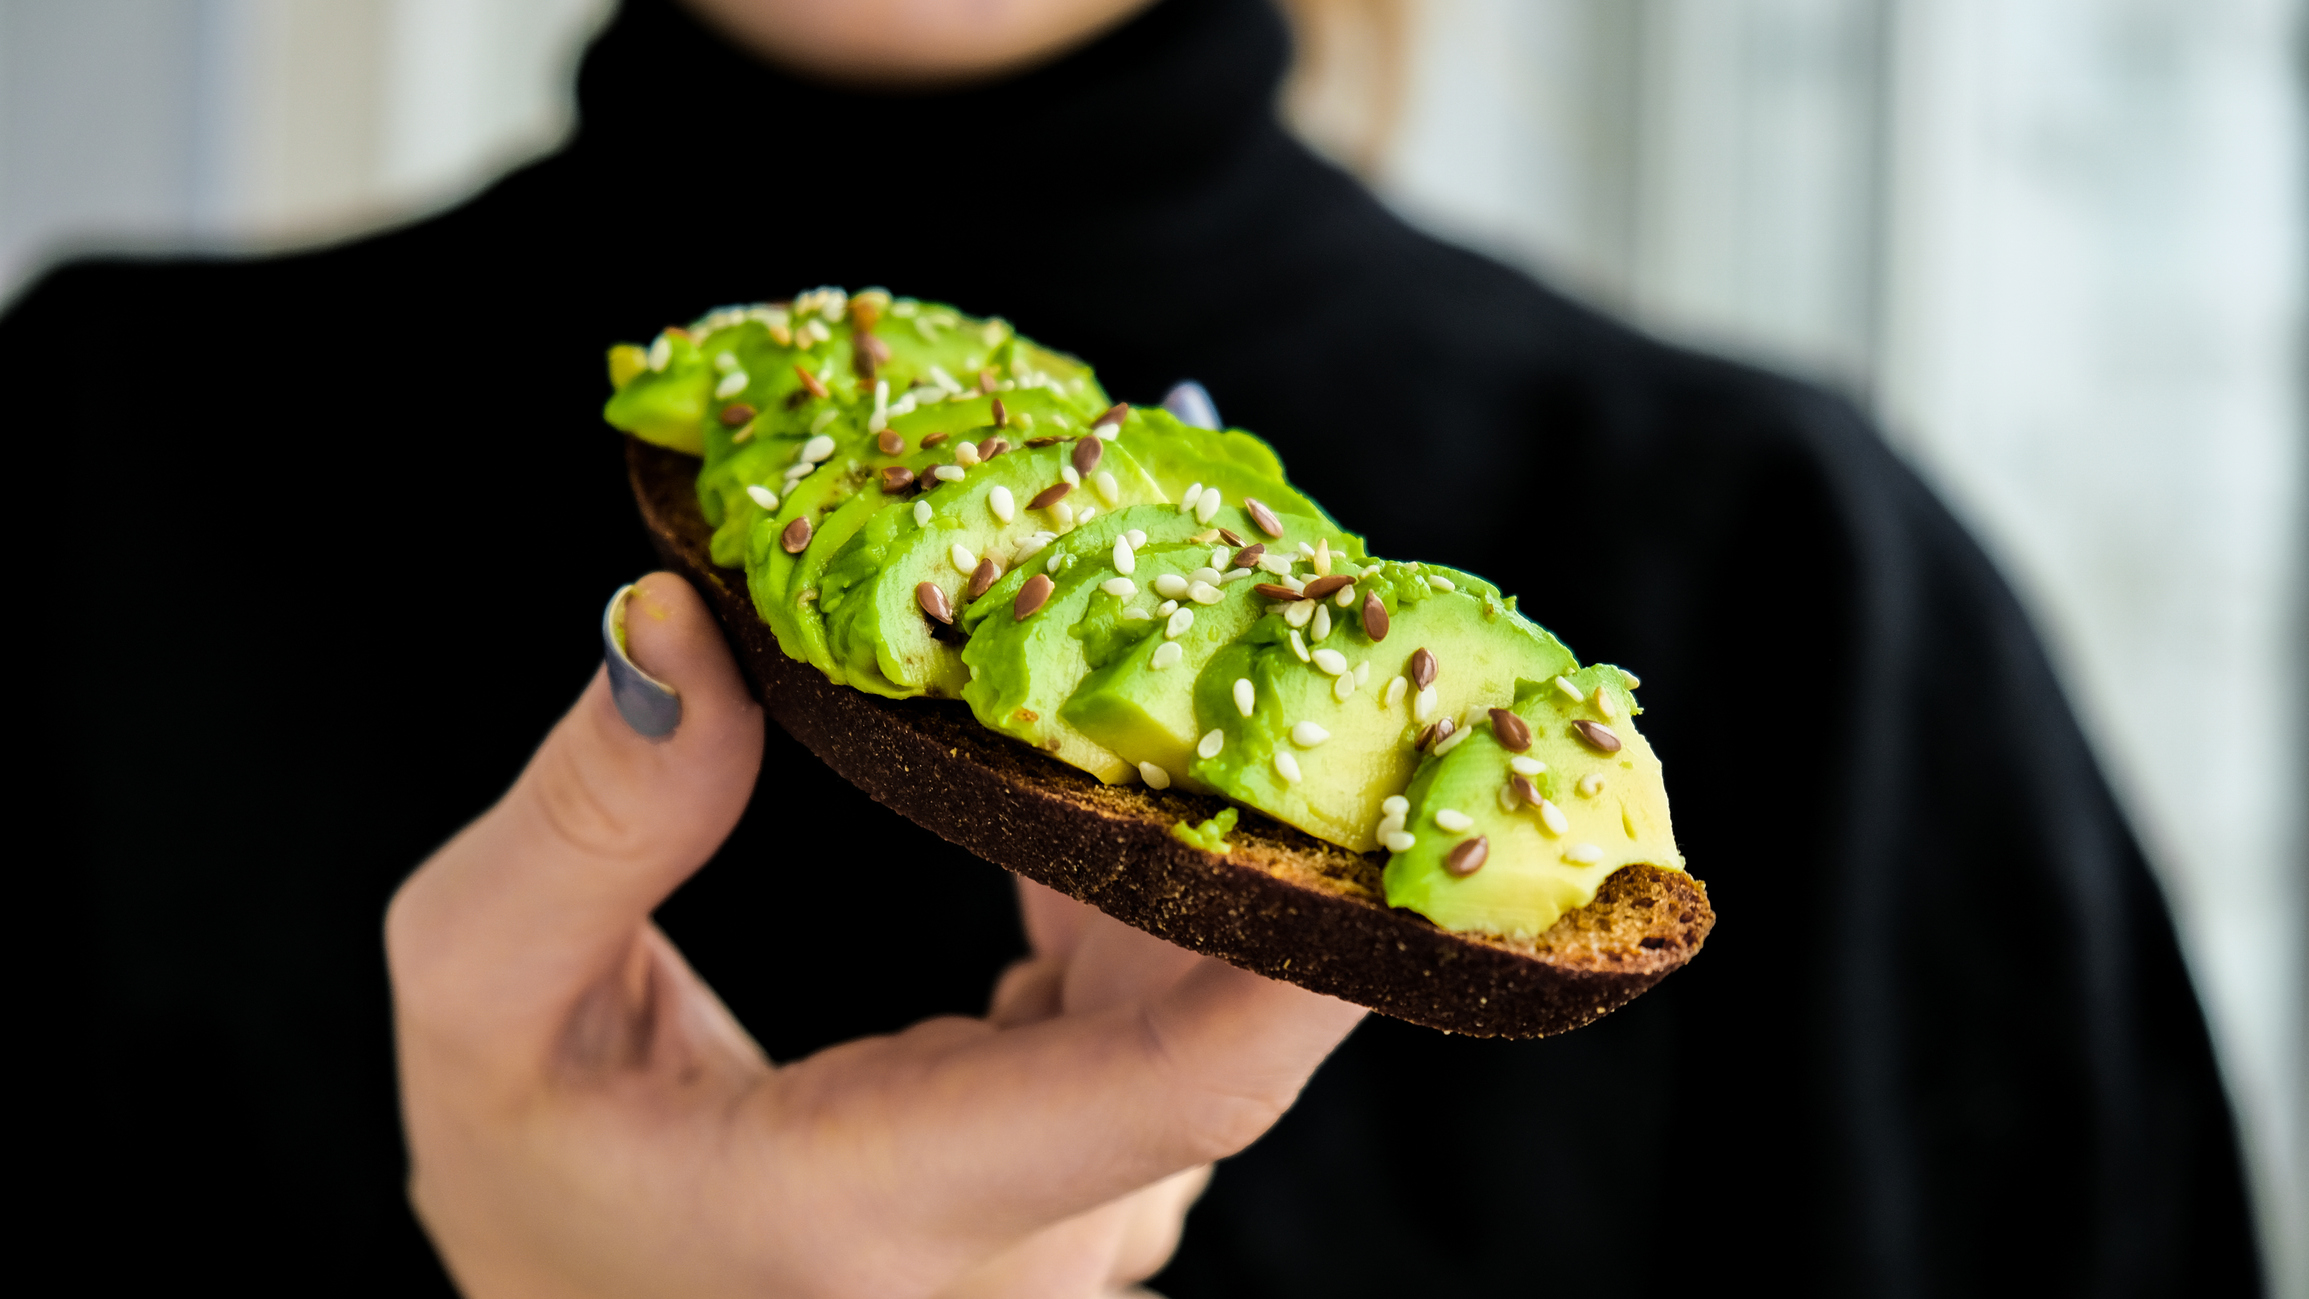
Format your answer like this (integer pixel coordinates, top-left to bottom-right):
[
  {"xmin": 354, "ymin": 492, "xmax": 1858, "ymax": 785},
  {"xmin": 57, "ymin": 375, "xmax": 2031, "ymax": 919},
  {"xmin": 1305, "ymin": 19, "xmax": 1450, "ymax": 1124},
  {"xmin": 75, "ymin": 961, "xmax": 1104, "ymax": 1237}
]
[{"xmin": 617, "ymin": 290, "xmax": 1711, "ymax": 1037}]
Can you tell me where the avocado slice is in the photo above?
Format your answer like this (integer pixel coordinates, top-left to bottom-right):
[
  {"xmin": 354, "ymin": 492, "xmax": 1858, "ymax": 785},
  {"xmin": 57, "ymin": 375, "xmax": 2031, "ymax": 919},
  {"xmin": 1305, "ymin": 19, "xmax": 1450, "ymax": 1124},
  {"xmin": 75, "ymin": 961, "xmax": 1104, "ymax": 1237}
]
[
  {"xmin": 1185, "ymin": 563, "xmax": 1576, "ymax": 852},
  {"xmin": 817, "ymin": 437, "xmax": 1166, "ymax": 699},
  {"xmin": 1383, "ymin": 667, "xmax": 1682, "ymax": 937},
  {"xmin": 1105, "ymin": 406, "xmax": 1339, "ymax": 529},
  {"xmin": 1061, "ymin": 519, "xmax": 1361, "ymax": 792}
]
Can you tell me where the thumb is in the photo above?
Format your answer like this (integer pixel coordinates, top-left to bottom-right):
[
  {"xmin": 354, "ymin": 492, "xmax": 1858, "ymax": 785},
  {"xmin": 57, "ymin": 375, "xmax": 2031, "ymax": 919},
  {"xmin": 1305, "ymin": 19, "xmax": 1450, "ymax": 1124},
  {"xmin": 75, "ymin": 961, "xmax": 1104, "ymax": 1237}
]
[{"xmin": 387, "ymin": 572, "xmax": 763, "ymax": 1050}]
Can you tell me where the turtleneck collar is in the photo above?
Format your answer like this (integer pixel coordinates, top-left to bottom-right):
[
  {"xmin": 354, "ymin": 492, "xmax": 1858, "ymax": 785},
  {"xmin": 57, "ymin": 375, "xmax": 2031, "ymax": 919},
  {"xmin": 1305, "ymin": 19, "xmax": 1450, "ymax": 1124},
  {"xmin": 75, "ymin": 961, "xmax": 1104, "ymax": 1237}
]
[{"xmin": 570, "ymin": 0, "xmax": 1292, "ymax": 190}]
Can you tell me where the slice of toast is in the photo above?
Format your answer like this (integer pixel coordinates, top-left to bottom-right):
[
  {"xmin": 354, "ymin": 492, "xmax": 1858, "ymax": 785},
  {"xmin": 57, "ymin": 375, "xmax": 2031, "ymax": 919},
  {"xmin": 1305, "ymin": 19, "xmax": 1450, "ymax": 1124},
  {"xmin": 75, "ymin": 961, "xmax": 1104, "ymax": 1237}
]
[{"xmin": 628, "ymin": 438, "xmax": 1712, "ymax": 1037}]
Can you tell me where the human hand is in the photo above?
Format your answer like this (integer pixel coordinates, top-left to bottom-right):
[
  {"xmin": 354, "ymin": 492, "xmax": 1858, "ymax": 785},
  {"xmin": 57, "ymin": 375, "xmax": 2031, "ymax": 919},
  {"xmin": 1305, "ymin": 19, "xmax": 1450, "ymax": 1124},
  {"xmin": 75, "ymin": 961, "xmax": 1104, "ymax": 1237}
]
[{"xmin": 386, "ymin": 573, "xmax": 1364, "ymax": 1297}]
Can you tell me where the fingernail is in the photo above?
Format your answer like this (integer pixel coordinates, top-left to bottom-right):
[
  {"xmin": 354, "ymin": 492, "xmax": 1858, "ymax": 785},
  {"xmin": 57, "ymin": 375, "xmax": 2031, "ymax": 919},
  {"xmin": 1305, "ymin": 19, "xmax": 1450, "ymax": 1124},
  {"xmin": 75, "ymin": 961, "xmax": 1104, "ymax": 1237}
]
[
  {"xmin": 1162, "ymin": 379, "xmax": 1219, "ymax": 429},
  {"xmin": 602, "ymin": 584, "xmax": 681, "ymax": 739}
]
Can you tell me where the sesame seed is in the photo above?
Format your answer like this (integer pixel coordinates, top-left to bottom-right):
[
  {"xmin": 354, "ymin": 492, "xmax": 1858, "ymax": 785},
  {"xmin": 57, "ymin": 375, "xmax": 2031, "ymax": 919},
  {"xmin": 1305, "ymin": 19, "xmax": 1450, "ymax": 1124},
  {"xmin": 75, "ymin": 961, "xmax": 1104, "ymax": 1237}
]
[
  {"xmin": 1125, "ymin": 529, "xmax": 1147, "ymax": 549},
  {"xmin": 1093, "ymin": 471, "xmax": 1119, "ymax": 504},
  {"xmin": 1554, "ymin": 675, "xmax": 1585, "ymax": 703},
  {"xmin": 1014, "ymin": 573, "xmax": 1055, "ymax": 619},
  {"xmin": 988, "ymin": 485, "xmax": 1016, "ymax": 523},
  {"xmin": 1410, "ymin": 648, "xmax": 1438, "ymax": 689},
  {"xmin": 1563, "ymin": 843, "xmax": 1603, "ymax": 865},
  {"xmin": 1333, "ymin": 673, "xmax": 1357, "ymax": 702},
  {"xmin": 1434, "ymin": 726, "xmax": 1471, "ymax": 755},
  {"xmin": 1112, "ymin": 535, "xmax": 1136, "ymax": 575},
  {"xmin": 1222, "ymin": 568, "xmax": 1253, "ymax": 582},
  {"xmin": 1180, "ymin": 483, "xmax": 1204, "ymax": 514},
  {"xmin": 801, "ymin": 435, "xmax": 836, "ymax": 463},
  {"xmin": 1060, "ymin": 465, "xmax": 1081, "ymax": 487},
  {"xmin": 877, "ymin": 429, "xmax": 905, "ymax": 455},
  {"xmin": 1311, "ymin": 605, "xmax": 1332, "ymax": 641},
  {"xmin": 745, "ymin": 484, "xmax": 780, "ymax": 510},
  {"xmin": 967, "ymin": 557, "xmax": 1002, "ymax": 600},
  {"xmin": 1256, "ymin": 553, "xmax": 1294, "ymax": 575},
  {"xmin": 1029, "ymin": 482, "xmax": 1072, "ymax": 510},
  {"xmin": 1189, "ymin": 581, "xmax": 1223, "ymax": 605},
  {"xmin": 1382, "ymin": 795, "xmax": 1409, "ymax": 817},
  {"xmin": 793, "ymin": 365, "xmax": 828, "ymax": 398},
  {"xmin": 1198, "ymin": 728, "xmax": 1225, "ymax": 759},
  {"xmin": 1362, "ymin": 592, "xmax": 1388, "ymax": 641},
  {"xmin": 1234, "ymin": 678, "xmax": 1256, "ymax": 716},
  {"xmin": 1138, "ymin": 760, "xmax": 1171, "ymax": 789},
  {"xmin": 781, "ymin": 517, "xmax": 812, "ymax": 554},
  {"xmin": 1511, "ymin": 756, "xmax": 1545, "ymax": 776},
  {"xmin": 810, "ymin": 407, "xmax": 838, "ymax": 434},
  {"xmin": 784, "ymin": 462, "xmax": 816, "ymax": 483},
  {"xmin": 1148, "ymin": 640, "xmax": 1183, "ymax": 670},
  {"xmin": 716, "ymin": 371, "xmax": 749, "ymax": 399},
  {"xmin": 1290, "ymin": 629, "xmax": 1311, "ymax": 662},
  {"xmin": 1334, "ymin": 586, "xmax": 1357, "ymax": 608},
  {"xmin": 1623, "ymin": 671, "xmax": 1643, "ymax": 689},
  {"xmin": 933, "ymin": 464, "xmax": 965, "ymax": 483},
  {"xmin": 1284, "ymin": 600, "xmax": 1315, "ymax": 629},
  {"xmin": 1427, "ymin": 575, "xmax": 1455, "ymax": 592},
  {"xmin": 1578, "ymin": 773, "xmax": 1606, "ymax": 796},
  {"xmin": 1195, "ymin": 491, "xmax": 1222, "ymax": 524},
  {"xmin": 1435, "ymin": 808, "xmax": 1474, "ymax": 832},
  {"xmin": 1384, "ymin": 830, "xmax": 1416, "ymax": 853},
  {"xmin": 1445, "ymin": 836, "xmax": 1490, "ymax": 877},
  {"xmin": 1046, "ymin": 551, "xmax": 1064, "ymax": 573},
  {"xmin": 1274, "ymin": 751, "xmax": 1303, "ymax": 783},
  {"xmin": 1312, "ymin": 648, "xmax": 1348, "ymax": 676},
  {"xmin": 647, "ymin": 336, "xmax": 671, "ymax": 370},
  {"xmin": 1293, "ymin": 721, "xmax": 1331, "ymax": 746},
  {"xmin": 1489, "ymin": 708, "xmax": 1533, "ymax": 751},
  {"xmin": 913, "ymin": 500, "xmax": 933, "ymax": 526},
  {"xmin": 1384, "ymin": 675, "xmax": 1407, "ymax": 707},
  {"xmin": 1101, "ymin": 578, "xmax": 1137, "ymax": 599},
  {"xmin": 720, "ymin": 403, "xmax": 756, "ymax": 427},
  {"xmin": 916, "ymin": 581, "xmax": 953, "ymax": 624},
  {"xmin": 1122, "ymin": 608, "xmax": 1151, "ymax": 621},
  {"xmin": 868, "ymin": 379, "xmax": 890, "ymax": 433},
  {"xmin": 1414, "ymin": 685, "xmax": 1438, "ymax": 722},
  {"xmin": 1572, "ymin": 720, "xmax": 1623, "ymax": 754},
  {"xmin": 1092, "ymin": 402, "xmax": 1128, "ymax": 430},
  {"xmin": 1157, "ymin": 600, "xmax": 1178, "ymax": 616},
  {"xmin": 1071, "ymin": 437, "xmax": 1103, "ymax": 476},
  {"xmin": 1245, "ymin": 497, "xmax": 1285, "ymax": 538},
  {"xmin": 1208, "ymin": 547, "xmax": 1229, "ymax": 571},
  {"xmin": 1594, "ymin": 687, "xmax": 1617, "ymax": 719},
  {"xmin": 954, "ymin": 441, "xmax": 981, "ymax": 467},
  {"xmin": 1153, "ymin": 574, "xmax": 1189, "ymax": 600},
  {"xmin": 1050, "ymin": 499, "xmax": 1075, "ymax": 528},
  {"xmin": 1300, "ymin": 543, "xmax": 1317, "ymax": 558},
  {"xmin": 950, "ymin": 542, "xmax": 978, "ymax": 573},
  {"xmin": 1539, "ymin": 799, "xmax": 1569, "ymax": 834},
  {"xmin": 1166, "ymin": 607, "xmax": 1195, "ymax": 638}
]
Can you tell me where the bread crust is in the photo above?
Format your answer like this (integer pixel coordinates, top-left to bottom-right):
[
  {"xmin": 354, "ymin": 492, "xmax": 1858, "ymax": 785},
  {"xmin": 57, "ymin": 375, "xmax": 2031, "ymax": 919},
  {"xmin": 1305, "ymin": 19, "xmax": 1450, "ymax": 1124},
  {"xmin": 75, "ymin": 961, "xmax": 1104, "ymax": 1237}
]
[{"xmin": 629, "ymin": 438, "xmax": 1711, "ymax": 1037}]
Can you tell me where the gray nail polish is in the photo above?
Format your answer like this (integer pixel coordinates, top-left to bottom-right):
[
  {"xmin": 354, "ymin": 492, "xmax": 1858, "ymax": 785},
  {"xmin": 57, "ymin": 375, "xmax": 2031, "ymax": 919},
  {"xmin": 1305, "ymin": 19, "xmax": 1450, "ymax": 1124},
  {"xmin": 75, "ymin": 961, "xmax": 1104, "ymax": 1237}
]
[
  {"xmin": 602, "ymin": 584, "xmax": 681, "ymax": 738},
  {"xmin": 1162, "ymin": 379, "xmax": 1219, "ymax": 429}
]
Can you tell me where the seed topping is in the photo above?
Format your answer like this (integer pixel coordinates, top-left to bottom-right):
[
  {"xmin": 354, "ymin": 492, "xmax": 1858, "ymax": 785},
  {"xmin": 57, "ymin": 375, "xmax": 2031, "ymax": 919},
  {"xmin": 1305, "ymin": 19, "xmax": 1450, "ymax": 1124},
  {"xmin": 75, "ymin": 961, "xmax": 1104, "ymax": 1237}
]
[
  {"xmin": 1274, "ymin": 751, "xmax": 1303, "ymax": 784},
  {"xmin": 1301, "ymin": 574, "xmax": 1354, "ymax": 601},
  {"xmin": 1292, "ymin": 721, "xmax": 1331, "ymax": 747},
  {"xmin": 874, "ymin": 429, "xmax": 905, "ymax": 455},
  {"xmin": 1511, "ymin": 774, "xmax": 1541, "ymax": 808},
  {"xmin": 1445, "ymin": 836, "xmax": 1490, "ymax": 877},
  {"xmin": 979, "ymin": 437, "xmax": 1008, "ymax": 460},
  {"xmin": 1361, "ymin": 591, "xmax": 1389, "ymax": 641},
  {"xmin": 1538, "ymin": 798, "xmax": 1569, "ymax": 834},
  {"xmin": 921, "ymin": 431, "xmax": 950, "ymax": 447},
  {"xmin": 1029, "ymin": 482, "xmax": 1072, "ymax": 510},
  {"xmin": 916, "ymin": 581, "xmax": 953, "ymax": 624},
  {"xmin": 793, "ymin": 365, "xmax": 829, "ymax": 398},
  {"xmin": 1384, "ymin": 675, "xmax": 1407, "ymax": 707},
  {"xmin": 1070, "ymin": 436, "xmax": 1103, "ymax": 476},
  {"xmin": 1092, "ymin": 402, "xmax": 1128, "ymax": 430},
  {"xmin": 1510, "ymin": 755, "xmax": 1545, "ymax": 776},
  {"xmin": 1232, "ymin": 543, "xmax": 1267, "ymax": 570},
  {"xmin": 1024, "ymin": 436, "xmax": 1060, "ymax": 448},
  {"xmin": 967, "ymin": 557, "xmax": 1002, "ymax": 600},
  {"xmin": 1151, "ymin": 641, "xmax": 1185, "ymax": 669},
  {"xmin": 1112, "ymin": 535, "xmax": 1136, "ymax": 575},
  {"xmin": 745, "ymin": 484, "xmax": 779, "ymax": 511},
  {"xmin": 1410, "ymin": 648, "xmax": 1439, "ymax": 689},
  {"xmin": 1101, "ymin": 578, "xmax": 1137, "ymax": 599},
  {"xmin": 1434, "ymin": 808, "xmax": 1474, "ymax": 832},
  {"xmin": 1014, "ymin": 573, "xmax": 1055, "ymax": 619},
  {"xmin": 1433, "ymin": 726, "xmax": 1471, "ymax": 755},
  {"xmin": 1312, "ymin": 648, "xmax": 1348, "ymax": 676},
  {"xmin": 1563, "ymin": 842, "xmax": 1604, "ymax": 866},
  {"xmin": 987, "ymin": 485, "xmax": 1016, "ymax": 523},
  {"xmin": 1572, "ymin": 720, "xmax": 1623, "ymax": 753},
  {"xmin": 1489, "ymin": 708, "xmax": 1533, "ymax": 751},
  {"xmin": 1233, "ymin": 678, "xmax": 1256, "ymax": 716},
  {"xmin": 1138, "ymin": 760, "xmax": 1171, "ymax": 790},
  {"xmin": 1166, "ymin": 607, "xmax": 1196, "ymax": 638},
  {"xmin": 913, "ymin": 500, "xmax": 933, "ymax": 526},
  {"xmin": 1384, "ymin": 830, "xmax": 1417, "ymax": 853},
  {"xmin": 1244, "ymin": 497, "xmax": 1285, "ymax": 538},
  {"xmin": 719, "ymin": 403, "xmax": 755, "ymax": 428},
  {"xmin": 1253, "ymin": 583, "xmax": 1301, "ymax": 602}
]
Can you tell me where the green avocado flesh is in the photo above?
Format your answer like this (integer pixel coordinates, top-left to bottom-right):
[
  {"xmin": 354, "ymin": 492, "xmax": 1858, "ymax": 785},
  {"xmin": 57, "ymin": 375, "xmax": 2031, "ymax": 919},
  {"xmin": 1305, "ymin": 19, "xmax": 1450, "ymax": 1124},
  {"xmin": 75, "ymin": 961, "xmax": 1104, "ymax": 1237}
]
[{"xmin": 607, "ymin": 289, "xmax": 1684, "ymax": 938}]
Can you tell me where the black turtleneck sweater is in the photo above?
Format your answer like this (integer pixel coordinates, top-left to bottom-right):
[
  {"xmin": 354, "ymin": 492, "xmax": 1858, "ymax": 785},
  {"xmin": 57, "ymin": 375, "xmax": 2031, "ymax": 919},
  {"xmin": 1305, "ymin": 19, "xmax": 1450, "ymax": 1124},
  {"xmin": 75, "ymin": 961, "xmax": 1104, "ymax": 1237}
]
[{"xmin": 10, "ymin": 1, "xmax": 2259, "ymax": 1294}]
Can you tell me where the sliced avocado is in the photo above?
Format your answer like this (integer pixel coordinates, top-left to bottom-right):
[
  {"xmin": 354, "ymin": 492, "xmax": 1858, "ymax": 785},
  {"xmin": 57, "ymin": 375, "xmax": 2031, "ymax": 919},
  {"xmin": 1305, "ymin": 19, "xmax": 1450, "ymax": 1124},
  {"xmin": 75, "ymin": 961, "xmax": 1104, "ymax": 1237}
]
[
  {"xmin": 818, "ymin": 438, "xmax": 1165, "ymax": 699},
  {"xmin": 1384, "ymin": 667, "xmax": 1682, "ymax": 937},
  {"xmin": 1062, "ymin": 518, "xmax": 1360, "ymax": 792},
  {"xmin": 1185, "ymin": 563, "xmax": 1575, "ymax": 852},
  {"xmin": 1111, "ymin": 406, "xmax": 1341, "ymax": 529}
]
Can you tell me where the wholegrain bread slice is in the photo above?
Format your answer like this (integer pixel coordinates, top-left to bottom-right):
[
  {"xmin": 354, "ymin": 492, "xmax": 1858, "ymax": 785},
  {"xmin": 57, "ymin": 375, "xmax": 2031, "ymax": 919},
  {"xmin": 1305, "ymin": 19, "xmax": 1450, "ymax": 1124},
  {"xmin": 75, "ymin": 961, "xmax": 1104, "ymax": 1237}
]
[{"xmin": 629, "ymin": 437, "xmax": 1711, "ymax": 1037}]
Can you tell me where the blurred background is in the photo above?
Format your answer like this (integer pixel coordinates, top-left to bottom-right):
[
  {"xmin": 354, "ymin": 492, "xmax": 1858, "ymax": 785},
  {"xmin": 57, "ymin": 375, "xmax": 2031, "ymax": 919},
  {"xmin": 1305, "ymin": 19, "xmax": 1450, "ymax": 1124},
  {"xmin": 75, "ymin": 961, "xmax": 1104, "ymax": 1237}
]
[{"xmin": 2, "ymin": 0, "xmax": 2300, "ymax": 1285}]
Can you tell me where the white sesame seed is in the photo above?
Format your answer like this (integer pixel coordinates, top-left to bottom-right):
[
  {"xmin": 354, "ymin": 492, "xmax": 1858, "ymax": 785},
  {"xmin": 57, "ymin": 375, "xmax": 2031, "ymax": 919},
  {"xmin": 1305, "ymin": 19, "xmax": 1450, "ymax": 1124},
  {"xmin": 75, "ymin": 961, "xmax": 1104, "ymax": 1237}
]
[
  {"xmin": 713, "ymin": 350, "xmax": 739, "ymax": 373},
  {"xmin": 1125, "ymin": 529, "xmax": 1147, "ymax": 549},
  {"xmin": 798, "ymin": 436, "xmax": 836, "ymax": 466},
  {"xmin": 1539, "ymin": 799, "xmax": 1569, "ymax": 834},
  {"xmin": 1060, "ymin": 464, "xmax": 1080, "ymax": 486},
  {"xmin": 1382, "ymin": 795, "xmax": 1409, "ymax": 817},
  {"xmin": 1195, "ymin": 491, "xmax": 1222, "ymax": 524},
  {"xmin": 1384, "ymin": 830, "xmax": 1416, "ymax": 853},
  {"xmin": 1016, "ymin": 534, "xmax": 1052, "ymax": 561},
  {"xmin": 1284, "ymin": 600, "xmax": 1315, "ymax": 629},
  {"xmin": 1153, "ymin": 573, "xmax": 1189, "ymax": 599},
  {"xmin": 1077, "ymin": 506, "xmax": 1096, "ymax": 523},
  {"xmin": 868, "ymin": 379, "xmax": 889, "ymax": 433},
  {"xmin": 1046, "ymin": 551, "xmax": 1065, "ymax": 573},
  {"xmin": 1094, "ymin": 471, "xmax": 1118, "ymax": 504},
  {"xmin": 1434, "ymin": 726, "xmax": 1471, "ymax": 755},
  {"xmin": 1292, "ymin": 721, "xmax": 1331, "ymax": 746},
  {"xmin": 1311, "ymin": 605, "xmax": 1332, "ymax": 641},
  {"xmin": 1122, "ymin": 608, "xmax": 1151, "ymax": 621},
  {"xmin": 1414, "ymin": 685, "xmax": 1438, "ymax": 722},
  {"xmin": 1376, "ymin": 813, "xmax": 1405, "ymax": 839},
  {"xmin": 1112, "ymin": 535, "xmax": 1136, "ymax": 575},
  {"xmin": 1335, "ymin": 585, "xmax": 1357, "ymax": 607},
  {"xmin": 1096, "ymin": 424, "xmax": 1118, "ymax": 440},
  {"xmin": 784, "ymin": 463, "xmax": 815, "ymax": 482},
  {"xmin": 934, "ymin": 464, "xmax": 965, "ymax": 482},
  {"xmin": 1157, "ymin": 600, "xmax": 1178, "ymax": 616},
  {"xmin": 1234, "ymin": 678, "xmax": 1256, "ymax": 716},
  {"xmin": 1623, "ymin": 671, "xmax": 1642, "ymax": 689},
  {"xmin": 913, "ymin": 500, "xmax": 933, "ymax": 526},
  {"xmin": 954, "ymin": 441, "xmax": 981, "ymax": 467},
  {"xmin": 1511, "ymin": 756, "xmax": 1545, "ymax": 776},
  {"xmin": 1578, "ymin": 774, "xmax": 1605, "ymax": 796},
  {"xmin": 1101, "ymin": 578, "xmax": 1137, "ymax": 599},
  {"xmin": 1427, "ymin": 575, "xmax": 1455, "ymax": 592},
  {"xmin": 1290, "ymin": 629, "xmax": 1311, "ymax": 662},
  {"xmin": 1198, "ymin": 728, "xmax": 1226, "ymax": 759},
  {"xmin": 646, "ymin": 337, "xmax": 671, "ymax": 370},
  {"xmin": 1333, "ymin": 674, "xmax": 1357, "ymax": 702},
  {"xmin": 1594, "ymin": 686, "xmax": 1617, "ymax": 719},
  {"xmin": 1299, "ymin": 542, "xmax": 1316, "ymax": 557},
  {"xmin": 1166, "ymin": 607, "xmax": 1195, "ymax": 638},
  {"xmin": 1435, "ymin": 808, "xmax": 1474, "ymax": 832},
  {"xmin": 1563, "ymin": 842, "xmax": 1603, "ymax": 865},
  {"xmin": 1313, "ymin": 539, "xmax": 1332, "ymax": 576},
  {"xmin": 716, "ymin": 371, "xmax": 749, "ymax": 398},
  {"xmin": 1554, "ymin": 675, "xmax": 1585, "ymax": 703},
  {"xmin": 1222, "ymin": 568, "xmax": 1253, "ymax": 582},
  {"xmin": 1274, "ymin": 751, "xmax": 1303, "ymax": 784},
  {"xmin": 1189, "ymin": 581, "xmax": 1222, "ymax": 605},
  {"xmin": 1139, "ymin": 761, "xmax": 1172, "ymax": 789},
  {"xmin": 1498, "ymin": 781, "xmax": 1523, "ymax": 813},
  {"xmin": 950, "ymin": 543, "xmax": 977, "ymax": 573},
  {"xmin": 745, "ymin": 485, "xmax": 780, "ymax": 510},
  {"xmin": 1256, "ymin": 553, "xmax": 1293, "ymax": 575},
  {"xmin": 1312, "ymin": 648, "xmax": 1348, "ymax": 676},
  {"xmin": 988, "ymin": 485, "xmax": 1015, "ymax": 524},
  {"xmin": 810, "ymin": 407, "xmax": 838, "ymax": 434},
  {"xmin": 1050, "ymin": 500, "xmax": 1074, "ymax": 528},
  {"xmin": 1180, "ymin": 484, "xmax": 1204, "ymax": 514},
  {"xmin": 1354, "ymin": 662, "xmax": 1370, "ymax": 685}
]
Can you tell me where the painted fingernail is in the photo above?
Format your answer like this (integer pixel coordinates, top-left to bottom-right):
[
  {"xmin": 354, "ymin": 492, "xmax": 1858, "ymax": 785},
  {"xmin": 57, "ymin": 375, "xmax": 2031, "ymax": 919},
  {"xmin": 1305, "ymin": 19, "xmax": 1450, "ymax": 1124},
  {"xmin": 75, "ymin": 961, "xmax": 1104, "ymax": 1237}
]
[
  {"xmin": 1161, "ymin": 379, "xmax": 1219, "ymax": 430},
  {"xmin": 602, "ymin": 584, "xmax": 681, "ymax": 738}
]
